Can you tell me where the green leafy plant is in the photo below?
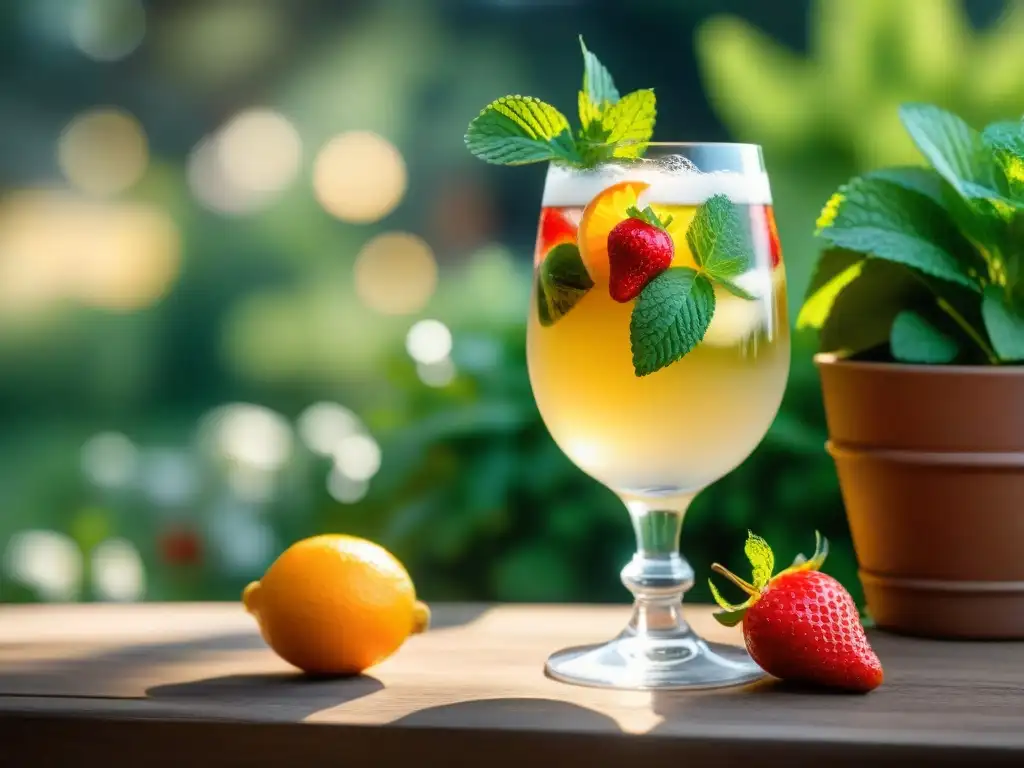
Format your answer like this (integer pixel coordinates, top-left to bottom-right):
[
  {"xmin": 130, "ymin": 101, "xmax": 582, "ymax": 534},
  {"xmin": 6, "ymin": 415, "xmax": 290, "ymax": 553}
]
[
  {"xmin": 464, "ymin": 37, "xmax": 656, "ymax": 168},
  {"xmin": 798, "ymin": 104, "xmax": 1024, "ymax": 364}
]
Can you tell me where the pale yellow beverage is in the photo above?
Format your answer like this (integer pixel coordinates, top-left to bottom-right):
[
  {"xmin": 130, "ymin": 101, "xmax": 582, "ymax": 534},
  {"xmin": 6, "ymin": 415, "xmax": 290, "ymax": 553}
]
[{"xmin": 528, "ymin": 164, "xmax": 789, "ymax": 497}]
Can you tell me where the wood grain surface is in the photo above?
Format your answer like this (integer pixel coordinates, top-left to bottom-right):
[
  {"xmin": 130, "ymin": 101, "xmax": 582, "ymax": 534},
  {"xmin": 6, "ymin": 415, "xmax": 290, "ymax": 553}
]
[{"xmin": 0, "ymin": 603, "xmax": 1022, "ymax": 767}]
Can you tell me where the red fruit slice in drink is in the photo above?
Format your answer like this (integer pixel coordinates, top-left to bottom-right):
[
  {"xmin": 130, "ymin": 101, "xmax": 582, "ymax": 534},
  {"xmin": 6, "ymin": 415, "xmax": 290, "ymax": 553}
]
[{"xmin": 535, "ymin": 208, "xmax": 577, "ymax": 265}]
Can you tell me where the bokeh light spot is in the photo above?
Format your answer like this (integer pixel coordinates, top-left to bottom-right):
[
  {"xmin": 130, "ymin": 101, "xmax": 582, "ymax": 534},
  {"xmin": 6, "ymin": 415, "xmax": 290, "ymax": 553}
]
[
  {"xmin": 4, "ymin": 530, "xmax": 83, "ymax": 602},
  {"xmin": 187, "ymin": 109, "xmax": 301, "ymax": 215},
  {"xmin": 406, "ymin": 319, "xmax": 452, "ymax": 364},
  {"xmin": 354, "ymin": 232, "xmax": 437, "ymax": 315},
  {"xmin": 81, "ymin": 432, "xmax": 138, "ymax": 489},
  {"xmin": 92, "ymin": 538, "xmax": 145, "ymax": 602},
  {"xmin": 326, "ymin": 470, "xmax": 369, "ymax": 504},
  {"xmin": 313, "ymin": 131, "xmax": 407, "ymax": 223},
  {"xmin": 140, "ymin": 449, "xmax": 197, "ymax": 508},
  {"xmin": 203, "ymin": 403, "xmax": 293, "ymax": 471},
  {"xmin": 58, "ymin": 108, "xmax": 148, "ymax": 197},
  {"xmin": 297, "ymin": 402, "xmax": 363, "ymax": 455},
  {"xmin": 70, "ymin": 0, "xmax": 146, "ymax": 62},
  {"xmin": 417, "ymin": 358, "xmax": 457, "ymax": 388},
  {"xmin": 0, "ymin": 192, "xmax": 180, "ymax": 314},
  {"xmin": 209, "ymin": 504, "xmax": 276, "ymax": 577},
  {"xmin": 219, "ymin": 109, "xmax": 302, "ymax": 195},
  {"xmin": 332, "ymin": 433, "xmax": 381, "ymax": 482}
]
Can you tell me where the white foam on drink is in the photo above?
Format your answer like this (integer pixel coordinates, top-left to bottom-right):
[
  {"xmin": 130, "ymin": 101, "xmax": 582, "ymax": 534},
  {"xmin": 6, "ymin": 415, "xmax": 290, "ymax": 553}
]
[{"xmin": 541, "ymin": 160, "xmax": 773, "ymax": 208}]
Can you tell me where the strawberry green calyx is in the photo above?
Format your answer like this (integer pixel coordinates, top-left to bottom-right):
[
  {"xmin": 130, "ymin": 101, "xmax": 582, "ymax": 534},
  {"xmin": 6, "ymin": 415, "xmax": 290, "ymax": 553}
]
[
  {"xmin": 625, "ymin": 204, "xmax": 674, "ymax": 231},
  {"xmin": 709, "ymin": 531, "xmax": 829, "ymax": 628}
]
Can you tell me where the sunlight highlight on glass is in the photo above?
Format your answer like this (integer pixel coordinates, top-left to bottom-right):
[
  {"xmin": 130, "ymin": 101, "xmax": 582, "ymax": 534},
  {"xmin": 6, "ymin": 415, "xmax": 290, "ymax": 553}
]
[
  {"xmin": 313, "ymin": 131, "xmax": 407, "ymax": 222},
  {"xmin": 58, "ymin": 108, "xmax": 148, "ymax": 197},
  {"xmin": 354, "ymin": 232, "xmax": 437, "ymax": 315},
  {"xmin": 91, "ymin": 538, "xmax": 145, "ymax": 602}
]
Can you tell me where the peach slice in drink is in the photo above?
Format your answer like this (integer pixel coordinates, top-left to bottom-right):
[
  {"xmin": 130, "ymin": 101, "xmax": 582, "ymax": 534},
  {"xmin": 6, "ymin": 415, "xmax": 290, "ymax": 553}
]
[
  {"xmin": 578, "ymin": 181, "xmax": 649, "ymax": 285},
  {"xmin": 578, "ymin": 181, "xmax": 699, "ymax": 285}
]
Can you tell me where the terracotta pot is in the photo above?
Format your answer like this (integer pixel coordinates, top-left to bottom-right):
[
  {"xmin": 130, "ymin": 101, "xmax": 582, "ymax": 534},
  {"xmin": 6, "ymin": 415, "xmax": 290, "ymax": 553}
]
[{"xmin": 815, "ymin": 355, "xmax": 1024, "ymax": 639}]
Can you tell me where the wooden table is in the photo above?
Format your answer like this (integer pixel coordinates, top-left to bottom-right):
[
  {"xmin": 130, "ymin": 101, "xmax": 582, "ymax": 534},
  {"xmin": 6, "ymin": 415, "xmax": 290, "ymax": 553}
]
[{"xmin": 0, "ymin": 603, "xmax": 1022, "ymax": 767}]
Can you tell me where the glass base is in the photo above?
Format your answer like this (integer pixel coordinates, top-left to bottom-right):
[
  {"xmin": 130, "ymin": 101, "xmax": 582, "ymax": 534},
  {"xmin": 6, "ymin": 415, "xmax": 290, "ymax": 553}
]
[{"xmin": 544, "ymin": 624, "xmax": 764, "ymax": 691}]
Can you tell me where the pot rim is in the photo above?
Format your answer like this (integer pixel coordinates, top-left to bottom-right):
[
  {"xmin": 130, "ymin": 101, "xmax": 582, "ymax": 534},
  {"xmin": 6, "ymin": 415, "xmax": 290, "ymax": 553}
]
[{"xmin": 813, "ymin": 353, "xmax": 1024, "ymax": 376}]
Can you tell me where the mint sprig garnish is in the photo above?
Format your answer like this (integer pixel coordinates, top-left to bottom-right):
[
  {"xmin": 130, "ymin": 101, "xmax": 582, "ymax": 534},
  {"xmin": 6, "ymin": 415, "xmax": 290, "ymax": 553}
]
[
  {"xmin": 464, "ymin": 96, "xmax": 581, "ymax": 166},
  {"xmin": 629, "ymin": 195, "xmax": 757, "ymax": 377},
  {"xmin": 465, "ymin": 37, "xmax": 655, "ymax": 169},
  {"xmin": 579, "ymin": 36, "xmax": 618, "ymax": 131}
]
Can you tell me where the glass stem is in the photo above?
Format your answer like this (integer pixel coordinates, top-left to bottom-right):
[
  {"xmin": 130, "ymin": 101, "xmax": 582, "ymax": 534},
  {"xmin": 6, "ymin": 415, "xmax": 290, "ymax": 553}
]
[{"xmin": 620, "ymin": 494, "xmax": 696, "ymax": 637}]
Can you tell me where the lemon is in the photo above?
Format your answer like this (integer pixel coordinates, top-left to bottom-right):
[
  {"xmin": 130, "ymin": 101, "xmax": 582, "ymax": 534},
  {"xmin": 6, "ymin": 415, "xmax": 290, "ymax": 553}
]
[{"xmin": 243, "ymin": 534, "xmax": 429, "ymax": 675}]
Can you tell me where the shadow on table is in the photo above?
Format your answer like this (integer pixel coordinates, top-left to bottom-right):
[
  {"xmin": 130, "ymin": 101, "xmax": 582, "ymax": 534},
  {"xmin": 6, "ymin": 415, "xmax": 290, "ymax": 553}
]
[
  {"xmin": 0, "ymin": 631, "xmax": 268, "ymax": 697},
  {"xmin": 0, "ymin": 606, "xmax": 493, "ymax": 720},
  {"xmin": 391, "ymin": 697, "xmax": 621, "ymax": 732},
  {"xmin": 647, "ymin": 674, "xmax": 878, "ymax": 737},
  {"xmin": 147, "ymin": 672, "xmax": 385, "ymax": 721}
]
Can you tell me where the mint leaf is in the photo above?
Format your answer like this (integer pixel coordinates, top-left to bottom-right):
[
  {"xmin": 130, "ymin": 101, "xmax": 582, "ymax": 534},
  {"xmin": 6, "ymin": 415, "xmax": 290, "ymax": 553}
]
[
  {"xmin": 890, "ymin": 310, "xmax": 959, "ymax": 364},
  {"xmin": 819, "ymin": 260, "xmax": 929, "ymax": 357},
  {"xmin": 630, "ymin": 268, "xmax": 715, "ymax": 376},
  {"xmin": 602, "ymin": 89, "xmax": 656, "ymax": 159},
  {"xmin": 625, "ymin": 204, "xmax": 672, "ymax": 230},
  {"xmin": 864, "ymin": 167, "xmax": 996, "ymax": 277},
  {"xmin": 578, "ymin": 91, "xmax": 603, "ymax": 137},
  {"xmin": 982, "ymin": 287, "xmax": 1024, "ymax": 361},
  {"xmin": 465, "ymin": 96, "xmax": 580, "ymax": 166},
  {"xmin": 982, "ymin": 120, "xmax": 1024, "ymax": 159},
  {"xmin": 686, "ymin": 194, "xmax": 752, "ymax": 280},
  {"xmin": 578, "ymin": 36, "xmax": 619, "ymax": 129},
  {"xmin": 983, "ymin": 121, "xmax": 1024, "ymax": 201},
  {"xmin": 864, "ymin": 166, "xmax": 948, "ymax": 208},
  {"xmin": 797, "ymin": 249, "xmax": 865, "ymax": 330},
  {"xmin": 538, "ymin": 243, "xmax": 593, "ymax": 325},
  {"xmin": 743, "ymin": 531, "xmax": 774, "ymax": 590},
  {"xmin": 818, "ymin": 177, "xmax": 979, "ymax": 290},
  {"xmin": 899, "ymin": 104, "xmax": 1007, "ymax": 201},
  {"xmin": 535, "ymin": 278, "xmax": 553, "ymax": 327}
]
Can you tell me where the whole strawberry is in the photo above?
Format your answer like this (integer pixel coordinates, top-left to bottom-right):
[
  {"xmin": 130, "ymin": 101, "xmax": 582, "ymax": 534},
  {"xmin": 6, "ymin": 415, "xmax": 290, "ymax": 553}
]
[
  {"xmin": 709, "ymin": 531, "xmax": 883, "ymax": 693},
  {"xmin": 607, "ymin": 205, "xmax": 674, "ymax": 302}
]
